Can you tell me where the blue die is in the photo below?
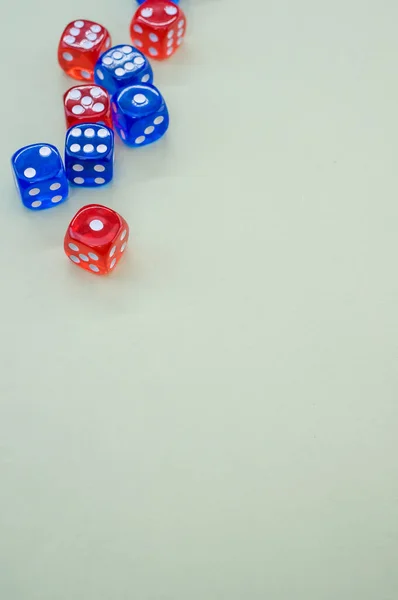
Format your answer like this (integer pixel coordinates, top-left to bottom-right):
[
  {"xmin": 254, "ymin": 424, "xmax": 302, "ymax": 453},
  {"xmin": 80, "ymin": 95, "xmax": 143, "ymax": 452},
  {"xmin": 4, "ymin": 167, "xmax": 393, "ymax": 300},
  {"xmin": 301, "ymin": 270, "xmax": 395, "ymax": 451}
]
[
  {"xmin": 11, "ymin": 143, "xmax": 68, "ymax": 210},
  {"xmin": 112, "ymin": 83, "xmax": 169, "ymax": 147},
  {"xmin": 94, "ymin": 44, "xmax": 153, "ymax": 96},
  {"xmin": 65, "ymin": 124, "xmax": 114, "ymax": 187}
]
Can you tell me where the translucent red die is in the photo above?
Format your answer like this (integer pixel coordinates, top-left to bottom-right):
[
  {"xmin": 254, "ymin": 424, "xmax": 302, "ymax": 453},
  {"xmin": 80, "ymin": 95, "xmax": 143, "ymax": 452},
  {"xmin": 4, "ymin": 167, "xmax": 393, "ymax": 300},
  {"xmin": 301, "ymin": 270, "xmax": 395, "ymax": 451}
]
[
  {"xmin": 63, "ymin": 84, "xmax": 112, "ymax": 129},
  {"xmin": 58, "ymin": 20, "xmax": 111, "ymax": 81},
  {"xmin": 130, "ymin": 0, "xmax": 186, "ymax": 60},
  {"xmin": 64, "ymin": 204, "xmax": 129, "ymax": 275}
]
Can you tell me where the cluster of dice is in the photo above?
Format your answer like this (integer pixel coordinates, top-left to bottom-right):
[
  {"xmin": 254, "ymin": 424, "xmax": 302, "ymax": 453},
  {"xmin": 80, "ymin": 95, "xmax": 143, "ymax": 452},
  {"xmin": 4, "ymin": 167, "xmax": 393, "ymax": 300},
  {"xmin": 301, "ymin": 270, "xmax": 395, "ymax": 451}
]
[{"xmin": 11, "ymin": 0, "xmax": 186, "ymax": 276}]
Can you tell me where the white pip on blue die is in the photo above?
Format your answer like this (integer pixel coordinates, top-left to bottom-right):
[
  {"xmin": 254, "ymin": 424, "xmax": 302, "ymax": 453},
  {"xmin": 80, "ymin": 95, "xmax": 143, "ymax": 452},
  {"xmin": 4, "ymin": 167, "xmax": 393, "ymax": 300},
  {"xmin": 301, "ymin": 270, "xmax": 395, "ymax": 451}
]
[
  {"xmin": 11, "ymin": 143, "xmax": 69, "ymax": 210},
  {"xmin": 65, "ymin": 123, "xmax": 114, "ymax": 187},
  {"xmin": 112, "ymin": 83, "xmax": 169, "ymax": 147},
  {"xmin": 94, "ymin": 44, "xmax": 153, "ymax": 96}
]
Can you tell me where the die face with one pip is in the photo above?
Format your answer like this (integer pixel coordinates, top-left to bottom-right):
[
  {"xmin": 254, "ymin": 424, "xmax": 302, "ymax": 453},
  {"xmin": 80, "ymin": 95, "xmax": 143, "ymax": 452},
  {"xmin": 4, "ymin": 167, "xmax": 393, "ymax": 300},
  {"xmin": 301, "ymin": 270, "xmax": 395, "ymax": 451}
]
[
  {"xmin": 11, "ymin": 144, "xmax": 69, "ymax": 210},
  {"xmin": 112, "ymin": 83, "xmax": 169, "ymax": 147},
  {"xmin": 63, "ymin": 84, "xmax": 112, "ymax": 130},
  {"xmin": 58, "ymin": 20, "xmax": 111, "ymax": 81},
  {"xmin": 94, "ymin": 44, "xmax": 153, "ymax": 97},
  {"xmin": 65, "ymin": 124, "xmax": 114, "ymax": 187},
  {"xmin": 130, "ymin": 0, "xmax": 186, "ymax": 60},
  {"xmin": 64, "ymin": 204, "xmax": 129, "ymax": 275}
]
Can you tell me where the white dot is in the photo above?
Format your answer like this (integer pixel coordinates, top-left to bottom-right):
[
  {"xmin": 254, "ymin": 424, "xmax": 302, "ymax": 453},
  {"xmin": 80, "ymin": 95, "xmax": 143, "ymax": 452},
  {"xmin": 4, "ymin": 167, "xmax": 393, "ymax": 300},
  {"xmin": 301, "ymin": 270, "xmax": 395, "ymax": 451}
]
[
  {"xmin": 98, "ymin": 128, "xmax": 109, "ymax": 138},
  {"xmin": 141, "ymin": 74, "xmax": 150, "ymax": 82},
  {"xmin": 68, "ymin": 243, "xmax": 79, "ymax": 251},
  {"xmin": 81, "ymin": 70, "xmax": 91, "ymax": 79},
  {"xmin": 95, "ymin": 177, "xmax": 105, "ymax": 184},
  {"xmin": 178, "ymin": 19, "xmax": 184, "ymax": 28},
  {"xmin": 71, "ymin": 128, "xmax": 82, "ymax": 137},
  {"xmin": 70, "ymin": 27, "xmax": 80, "ymax": 36},
  {"xmin": 141, "ymin": 7, "xmax": 153, "ymax": 17},
  {"xmin": 29, "ymin": 188, "xmax": 40, "ymax": 196},
  {"xmin": 50, "ymin": 182, "xmax": 61, "ymax": 190},
  {"xmin": 124, "ymin": 62, "xmax": 134, "ymax": 71},
  {"xmin": 91, "ymin": 24, "xmax": 101, "ymax": 33},
  {"xmin": 121, "ymin": 242, "xmax": 127, "ymax": 252},
  {"xmin": 133, "ymin": 24, "xmax": 143, "ymax": 34},
  {"xmin": 135, "ymin": 136, "xmax": 145, "ymax": 144},
  {"xmin": 97, "ymin": 144, "xmax": 107, "ymax": 153},
  {"xmin": 84, "ymin": 128, "xmax": 95, "ymax": 138},
  {"xmin": 51, "ymin": 195, "xmax": 63, "ymax": 203},
  {"xmin": 167, "ymin": 38, "xmax": 173, "ymax": 47},
  {"xmin": 93, "ymin": 102, "xmax": 105, "ymax": 112},
  {"xmin": 63, "ymin": 52, "xmax": 73, "ymax": 61},
  {"xmin": 89, "ymin": 264, "xmax": 100, "ymax": 272},
  {"xmin": 167, "ymin": 30, "xmax": 175, "ymax": 38},
  {"xmin": 83, "ymin": 144, "xmax": 94, "ymax": 153},
  {"xmin": 149, "ymin": 33, "xmax": 159, "ymax": 42},
  {"xmin": 39, "ymin": 146, "xmax": 51, "ymax": 157},
  {"xmin": 110, "ymin": 258, "xmax": 117, "ymax": 269},
  {"xmin": 144, "ymin": 126, "xmax": 154, "ymax": 134},
  {"xmin": 115, "ymin": 68, "xmax": 125, "ymax": 77},
  {"xmin": 69, "ymin": 89, "xmax": 81, "ymax": 100},
  {"xmin": 91, "ymin": 87, "xmax": 103, "ymax": 98},
  {"xmin": 133, "ymin": 39, "xmax": 143, "ymax": 47},
  {"xmin": 81, "ymin": 40, "xmax": 93, "ymax": 50},
  {"xmin": 81, "ymin": 95, "xmax": 92, "ymax": 106},
  {"xmin": 133, "ymin": 93, "xmax": 146, "ymax": 104},
  {"xmin": 79, "ymin": 254, "xmax": 89, "ymax": 261},
  {"xmin": 94, "ymin": 164, "xmax": 105, "ymax": 171},
  {"xmin": 96, "ymin": 69, "xmax": 104, "ymax": 80},
  {"xmin": 74, "ymin": 20, "xmax": 84, "ymax": 28},
  {"xmin": 133, "ymin": 56, "xmax": 145, "ymax": 66},
  {"xmin": 120, "ymin": 229, "xmax": 127, "ymax": 241},
  {"xmin": 72, "ymin": 105, "xmax": 85, "ymax": 115},
  {"xmin": 90, "ymin": 219, "xmax": 104, "ymax": 231},
  {"xmin": 70, "ymin": 255, "xmax": 80, "ymax": 263},
  {"xmin": 120, "ymin": 130, "xmax": 126, "ymax": 140},
  {"xmin": 166, "ymin": 48, "xmax": 173, "ymax": 55},
  {"xmin": 73, "ymin": 164, "xmax": 84, "ymax": 171},
  {"xmin": 70, "ymin": 143, "xmax": 81, "ymax": 152},
  {"xmin": 86, "ymin": 32, "xmax": 97, "ymax": 41},
  {"xmin": 24, "ymin": 168, "xmax": 36, "ymax": 178},
  {"xmin": 64, "ymin": 35, "xmax": 75, "ymax": 45},
  {"xmin": 122, "ymin": 46, "xmax": 132, "ymax": 53},
  {"xmin": 177, "ymin": 29, "xmax": 184, "ymax": 37},
  {"xmin": 154, "ymin": 116, "xmax": 164, "ymax": 125},
  {"xmin": 88, "ymin": 252, "xmax": 98, "ymax": 260},
  {"xmin": 113, "ymin": 51, "xmax": 123, "ymax": 59},
  {"xmin": 148, "ymin": 47, "xmax": 158, "ymax": 56},
  {"xmin": 74, "ymin": 177, "xmax": 84, "ymax": 184},
  {"xmin": 177, "ymin": 38, "xmax": 183, "ymax": 46},
  {"xmin": 103, "ymin": 57, "xmax": 113, "ymax": 66},
  {"xmin": 110, "ymin": 245, "xmax": 116, "ymax": 257},
  {"xmin": 31, "ymin": 200, "xmax": 42, "ymax": 208},
  {"xmin": 165, "ymin": 5, "xmax": 177, "ymax": 15}
]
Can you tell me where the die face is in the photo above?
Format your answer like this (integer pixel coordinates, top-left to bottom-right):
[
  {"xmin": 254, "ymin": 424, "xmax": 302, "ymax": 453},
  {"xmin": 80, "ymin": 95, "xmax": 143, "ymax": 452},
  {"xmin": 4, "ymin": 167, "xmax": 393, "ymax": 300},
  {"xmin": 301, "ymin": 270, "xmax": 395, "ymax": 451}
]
[
  {"xmin": 58, "ymin": 20, "xmax": 111, "ymax": 81},
  {"xmin": 64, "ymin": 204, "xmax": 129, "ymax": 275},
  {"xmin": 130, "ymin": 0, "xmax": 186, "ymax": 59},
  {"xmin": 112, "ymin": 84, "xmax": 169, "ymax": 147},
  {"xmin": 64, "ymin": 85, "xmax": 112, "ymax": 129},
  {"xmin": 11, "ymin": 144, "xmax": 69, "ymax": 210},
  {"xmin": 94, "ymin": 44, "xmax": 153, "ymax": 96},
  {"xmin": 65, "ymin": 124, "xmax": 114, "ymax": 187}
]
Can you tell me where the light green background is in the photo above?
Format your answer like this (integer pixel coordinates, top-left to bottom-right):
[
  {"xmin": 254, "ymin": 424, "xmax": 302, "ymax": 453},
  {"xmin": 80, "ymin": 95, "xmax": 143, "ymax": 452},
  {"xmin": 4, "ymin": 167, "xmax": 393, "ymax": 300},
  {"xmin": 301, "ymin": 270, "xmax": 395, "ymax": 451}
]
[{"xmin": 1, "ymin": 1, "xmax": 397, "ymax": 598}]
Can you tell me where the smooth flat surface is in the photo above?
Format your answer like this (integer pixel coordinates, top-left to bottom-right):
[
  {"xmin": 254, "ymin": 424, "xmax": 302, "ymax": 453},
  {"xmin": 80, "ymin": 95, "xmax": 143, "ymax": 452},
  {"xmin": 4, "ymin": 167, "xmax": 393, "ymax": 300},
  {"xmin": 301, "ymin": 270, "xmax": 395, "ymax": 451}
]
[{"xmin": 1, "ymin": 1, "xmax": 398, "ymax": 598}]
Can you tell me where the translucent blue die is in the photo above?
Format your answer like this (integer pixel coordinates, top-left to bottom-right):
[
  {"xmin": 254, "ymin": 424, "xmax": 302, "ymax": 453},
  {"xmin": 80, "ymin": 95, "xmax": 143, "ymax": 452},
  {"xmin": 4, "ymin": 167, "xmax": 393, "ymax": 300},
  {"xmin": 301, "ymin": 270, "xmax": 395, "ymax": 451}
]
[
  {"xmin": 94, "ymin": 44, "xmax": 153, "ymax": 96},
  {"xmin": 11, "ymin": 143, "xmax": 69, "ymax": 210},
  {"xmin": 65, "ymin": 123, "xmax": 114, "ymax": 187},
  {"xmin": 112, "ymin": 83, "xmax": 169, "ymax": 147}
]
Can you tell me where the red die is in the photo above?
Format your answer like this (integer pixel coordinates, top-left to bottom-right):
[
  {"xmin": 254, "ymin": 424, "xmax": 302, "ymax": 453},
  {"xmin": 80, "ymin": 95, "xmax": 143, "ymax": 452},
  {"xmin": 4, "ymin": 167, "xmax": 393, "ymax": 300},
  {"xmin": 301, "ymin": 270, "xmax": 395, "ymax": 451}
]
[
  {"xmin": 63, "ymin": 85, "xmax": 112, "ymax": 129},
  {"xmin": 58, "ymin": 20, "xmax": 111, "ymax": 81},
  {"xmin": 130, "ymin": 0, "xmax": 186, "ymax": 60},
  {"xmin": 64, "ymin": 204, "xmax": 129, "ymax": 275}
]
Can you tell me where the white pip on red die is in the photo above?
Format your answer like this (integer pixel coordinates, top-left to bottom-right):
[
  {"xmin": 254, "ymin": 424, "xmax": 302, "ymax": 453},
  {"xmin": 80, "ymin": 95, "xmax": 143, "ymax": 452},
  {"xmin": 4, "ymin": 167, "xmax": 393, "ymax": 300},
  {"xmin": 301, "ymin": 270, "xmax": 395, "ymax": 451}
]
[
  {"xmin": 130, "ymin": 0, "xmax": 186, "ymax": 60},
  {"xmin": 58, "ymin": 20, "xmax": 111, "ymax": 81},
  {"xmin": 64, "ymin": 204, "xmax": 129, "ymax": 275}
]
